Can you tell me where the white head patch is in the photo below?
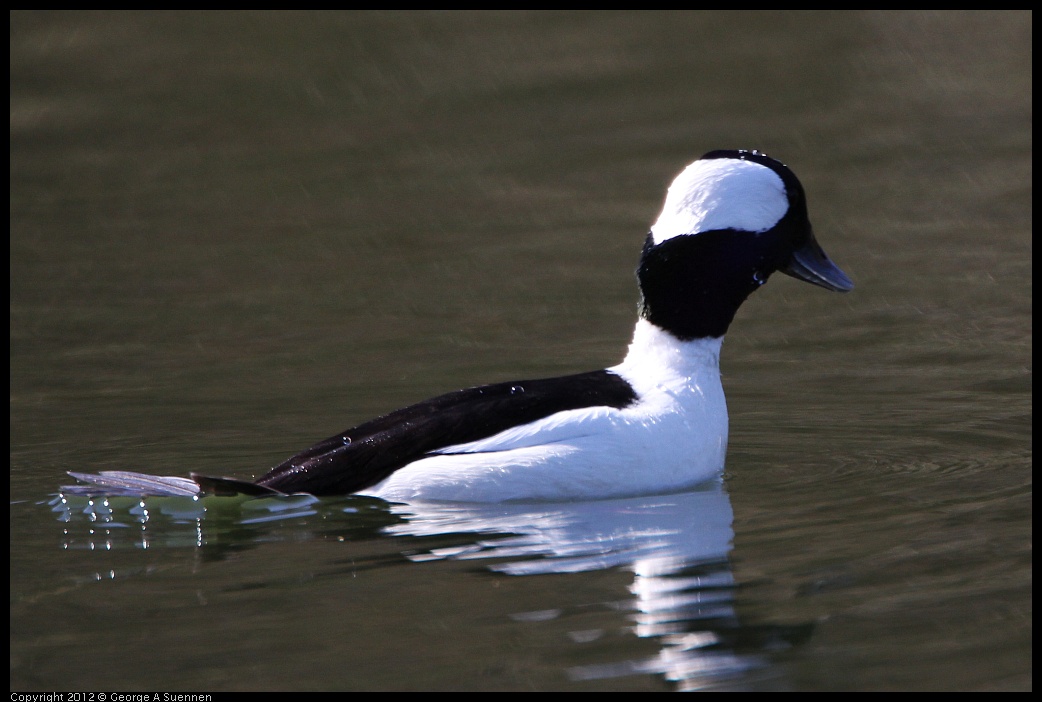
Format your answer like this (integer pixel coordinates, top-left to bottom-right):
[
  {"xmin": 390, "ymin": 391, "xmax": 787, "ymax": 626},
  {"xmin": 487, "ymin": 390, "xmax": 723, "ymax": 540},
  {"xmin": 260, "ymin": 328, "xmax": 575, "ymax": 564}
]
[{"xmin": 649, "ymin": 157, "xmax": 789, "ymax": 245}]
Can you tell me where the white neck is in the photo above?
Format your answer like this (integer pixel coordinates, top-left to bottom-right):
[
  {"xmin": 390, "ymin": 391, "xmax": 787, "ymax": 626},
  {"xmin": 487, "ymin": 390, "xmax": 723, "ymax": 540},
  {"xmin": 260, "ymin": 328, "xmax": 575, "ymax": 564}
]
[{"xmin": 610, "ymin": 319, "xmax": 723, "ymax": 394}]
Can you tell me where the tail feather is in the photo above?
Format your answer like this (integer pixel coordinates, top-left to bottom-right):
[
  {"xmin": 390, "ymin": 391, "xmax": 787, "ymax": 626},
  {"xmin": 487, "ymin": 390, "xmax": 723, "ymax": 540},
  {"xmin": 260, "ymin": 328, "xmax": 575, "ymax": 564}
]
[
  {"xmin": 64, "ymin": 471, "xmax": 202, "ymax": 497},
  {"xmin": 63, "ymin": 471, "xmax": 286, "ymax": 498}
]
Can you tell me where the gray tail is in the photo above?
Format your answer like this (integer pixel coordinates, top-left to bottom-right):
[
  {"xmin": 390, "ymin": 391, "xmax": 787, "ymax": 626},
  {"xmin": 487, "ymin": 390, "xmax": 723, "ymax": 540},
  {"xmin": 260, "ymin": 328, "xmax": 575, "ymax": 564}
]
[{"xmin": 63, "ymin": 471, "xmax": 286, "ymax": 498}]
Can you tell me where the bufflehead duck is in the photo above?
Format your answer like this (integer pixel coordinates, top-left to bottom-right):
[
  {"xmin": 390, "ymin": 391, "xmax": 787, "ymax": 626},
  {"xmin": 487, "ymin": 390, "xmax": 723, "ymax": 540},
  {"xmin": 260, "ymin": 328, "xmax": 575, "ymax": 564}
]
[{"xmin": 66, "ymin": 150, "xmax": 853, "ymax": 503}]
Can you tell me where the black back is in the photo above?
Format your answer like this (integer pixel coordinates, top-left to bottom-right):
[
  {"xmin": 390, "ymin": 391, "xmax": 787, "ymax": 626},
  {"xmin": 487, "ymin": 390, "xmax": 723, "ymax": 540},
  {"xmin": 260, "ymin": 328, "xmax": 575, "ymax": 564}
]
[{"xmin": 254, "ymin": 369, "xmax": 637, "ymax": 495}]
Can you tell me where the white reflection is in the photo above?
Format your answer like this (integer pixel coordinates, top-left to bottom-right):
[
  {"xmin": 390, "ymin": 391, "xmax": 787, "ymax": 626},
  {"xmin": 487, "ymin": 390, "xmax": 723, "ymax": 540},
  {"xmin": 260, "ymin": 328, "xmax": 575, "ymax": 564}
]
[
  {"xmin": 385, "ymin": 481, "xmax": 733, "ymax": 575},
  {"xmin": 384, "ymin": 481, "xmax": 770, "ymax": 689}
]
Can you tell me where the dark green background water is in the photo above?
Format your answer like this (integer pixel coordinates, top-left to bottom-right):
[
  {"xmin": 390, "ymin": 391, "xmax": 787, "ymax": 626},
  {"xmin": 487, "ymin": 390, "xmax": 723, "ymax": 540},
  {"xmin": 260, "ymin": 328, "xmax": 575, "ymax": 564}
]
[{"xmin": 11, "ymin": 11, "xmax": 1030, "ymax": 691}]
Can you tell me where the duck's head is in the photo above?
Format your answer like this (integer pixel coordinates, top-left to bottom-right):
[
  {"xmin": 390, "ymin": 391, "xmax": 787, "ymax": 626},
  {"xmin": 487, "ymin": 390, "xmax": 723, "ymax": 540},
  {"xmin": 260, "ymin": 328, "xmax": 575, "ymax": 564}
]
[{"xmin": 638, "ymin": 149, "xmax": 853, "ymax": 340}]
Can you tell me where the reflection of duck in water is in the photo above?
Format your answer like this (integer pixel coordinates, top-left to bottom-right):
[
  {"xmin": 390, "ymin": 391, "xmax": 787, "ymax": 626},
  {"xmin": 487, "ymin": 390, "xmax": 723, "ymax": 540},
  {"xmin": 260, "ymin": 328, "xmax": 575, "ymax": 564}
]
[
  {"xmin": 67, "ymin": 150, "xmax": 852, "ymax": 503},
  {"xmin": 381, "ymin": 488, "xmax": 813, "ymax": 690}
]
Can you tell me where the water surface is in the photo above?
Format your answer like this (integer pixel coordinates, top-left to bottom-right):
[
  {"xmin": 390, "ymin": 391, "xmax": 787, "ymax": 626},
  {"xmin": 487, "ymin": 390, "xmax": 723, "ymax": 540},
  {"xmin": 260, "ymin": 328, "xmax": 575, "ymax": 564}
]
[{"xmin": 11, "ymin": 11, "xmax": 1031, "ymax": 691}]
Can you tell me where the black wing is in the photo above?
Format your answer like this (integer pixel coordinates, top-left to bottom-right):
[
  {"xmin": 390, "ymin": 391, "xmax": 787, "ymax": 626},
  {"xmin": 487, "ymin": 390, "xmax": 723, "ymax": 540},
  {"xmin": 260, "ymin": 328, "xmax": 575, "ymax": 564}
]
[{"xmin": 252, "ymin": 369, "xmax": 637, "ymax": 495}]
